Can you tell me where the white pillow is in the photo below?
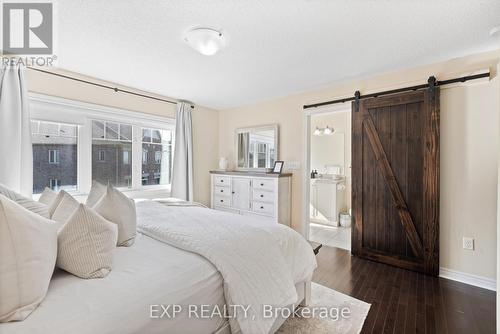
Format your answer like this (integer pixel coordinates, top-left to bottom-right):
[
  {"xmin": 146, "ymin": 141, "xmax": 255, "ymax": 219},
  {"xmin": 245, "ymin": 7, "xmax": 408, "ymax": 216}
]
[
  {"xmin": 38, "ymin": 187, "xmax": 58, "ymax": 205},
  {"xmin": 47, "ymin": 190, "xmax": 65, "ymax": 218},
  {"xmin": 0, "ymin": 195, "xmax": 57, "ymax": 322},
  {"xmin": 57, "ymin": 204, "xmax": 118, "ymax": 279},
  {"xmin": 94, "ymin": 184, "xmax": 136, "ymax": 247},
  {"xmin": 85, "ymin": 181, "xmax": 107, "ymax": 208},
  {"xmin": 51, "ymin": 190, "xmax": 80, "ymax": 225},
  {"xmin": 0, "ymin": 183, "xmax": 49, "ymax": 219}
]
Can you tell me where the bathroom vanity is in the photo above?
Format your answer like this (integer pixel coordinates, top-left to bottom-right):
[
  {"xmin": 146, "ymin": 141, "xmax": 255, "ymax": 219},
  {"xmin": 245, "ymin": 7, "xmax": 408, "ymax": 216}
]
[{"xmin": 310, "ymin": 176, "xmax": 345, "ymax": 226}]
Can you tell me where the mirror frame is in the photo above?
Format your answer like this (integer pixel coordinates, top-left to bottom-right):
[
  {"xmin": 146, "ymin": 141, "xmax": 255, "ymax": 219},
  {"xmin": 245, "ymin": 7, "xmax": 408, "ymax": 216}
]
[{"xmin": 235, "ymin": 124, "xmax": 279, "ymax": 172}]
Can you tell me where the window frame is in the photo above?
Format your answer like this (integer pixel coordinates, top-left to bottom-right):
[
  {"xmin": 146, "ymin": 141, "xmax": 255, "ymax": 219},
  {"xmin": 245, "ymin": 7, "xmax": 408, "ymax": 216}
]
[
  {"xmin": 48, "ymin": 149, "xmax": 60, "ymax": 164},
  {"xmin": 29, "ymin": 93, "xmax": 175, "ymax": 196}
]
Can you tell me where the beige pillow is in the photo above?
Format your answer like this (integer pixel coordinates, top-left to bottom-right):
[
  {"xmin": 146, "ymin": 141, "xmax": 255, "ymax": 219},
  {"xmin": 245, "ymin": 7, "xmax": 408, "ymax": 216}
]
[
  {"xmin": 51, "ymin": 190, "xmax": 80, "ymax": 225},
  {"xmin": 0, "ymin": 183, "xmax": 49, "ymax": 219},
  {"xmin": 94, "ymin": 184, "xmax": 136, "ymax": 247},
  {"xmin": 85, "ymin": 181, "xmax": 107, "ymax": 208},
  {"xmin": 38, "ymin": 187, "xmax": 58, "ymax": 205},
  {"xmin": 0, "ymin": 195, "xmax": 57, "ymax": 322},
  {"xmin": 57, "ymin": 204, "xmax": 118, "ymax": 279}
]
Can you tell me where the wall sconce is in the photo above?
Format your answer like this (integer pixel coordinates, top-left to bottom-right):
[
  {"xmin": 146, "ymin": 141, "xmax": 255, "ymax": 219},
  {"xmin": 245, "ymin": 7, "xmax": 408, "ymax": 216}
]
[{"xmin": 313, "ymin": 126, "xmax": 334, "ymax": 136}]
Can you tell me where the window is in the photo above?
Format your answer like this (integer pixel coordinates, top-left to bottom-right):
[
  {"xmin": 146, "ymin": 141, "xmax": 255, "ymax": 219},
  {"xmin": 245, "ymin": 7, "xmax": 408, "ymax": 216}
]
[
  {"xmin": 141, "ymin": 128, "xmax": 173, "ymax": 186},
  {"xmin": 155, "ymin": 151, "xmax": 162, "ymax": 164},
  {"xmin": 31, "ymin": 120, "xmax": 78, "ymax": 194},
  {"xmin": 49, "ymin": 150, "xmax": 60, "ymax": 164},
  {"xmin": 30, "ymin": 95, "xmax": 174, "ymax": 195},
  {"xmin": 49, "ymin": 179, "xmax": 61, "ymax": 191},
  {"xmin": 123, "ymin": 151, "xmax": 130, "ymax": 165},
  {"xmin": 92, "ymin": 120, "xmax": 133, "ymax": 188}
]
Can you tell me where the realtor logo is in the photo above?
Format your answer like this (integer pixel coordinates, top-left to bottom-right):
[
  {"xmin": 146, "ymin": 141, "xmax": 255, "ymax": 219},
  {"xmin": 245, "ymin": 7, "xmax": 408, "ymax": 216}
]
[{"xmin": 2, "ymin": 3, "xmax": 53, "ymax": 55}]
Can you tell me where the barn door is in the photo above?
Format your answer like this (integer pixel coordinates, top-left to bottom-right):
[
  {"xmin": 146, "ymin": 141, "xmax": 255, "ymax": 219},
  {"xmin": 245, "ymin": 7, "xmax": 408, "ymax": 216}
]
[{"xmin": 351, "ymin": 88, "xmax": 439, "ymax": 275}]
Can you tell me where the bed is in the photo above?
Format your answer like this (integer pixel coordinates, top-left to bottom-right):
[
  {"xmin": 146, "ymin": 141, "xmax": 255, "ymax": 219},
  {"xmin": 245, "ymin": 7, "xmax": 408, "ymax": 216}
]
[{"xmin": 2, "ymin": 200, "xmax": 317, "ymax": 334}]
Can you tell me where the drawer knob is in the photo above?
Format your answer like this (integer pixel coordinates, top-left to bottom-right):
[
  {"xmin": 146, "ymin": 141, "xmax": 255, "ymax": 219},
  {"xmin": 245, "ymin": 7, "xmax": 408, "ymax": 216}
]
[
  {"xmin": 260, "ymin": 183, "xmax": 264, "ymax": 186},
  {"xmin": 260, "ymin": 206, "xmax": 264, "ymax": 209},
  {"xmin": 220, "ymin": 199, "xmax": 224, "ymax": 203},
  {"xmin": 221, "ymin": 180, "xmax": 224, "ymax": 183},
  {"xmin": 232, "ymin": 191, "xmax": 235, "ymax": 194},
  {"xmin": 260, "ymin": 194, "xmax": 264, "ymax": 198},
  {"xmin": 220, "ymin": 190, "xmax": 223, "ymax": 193}
]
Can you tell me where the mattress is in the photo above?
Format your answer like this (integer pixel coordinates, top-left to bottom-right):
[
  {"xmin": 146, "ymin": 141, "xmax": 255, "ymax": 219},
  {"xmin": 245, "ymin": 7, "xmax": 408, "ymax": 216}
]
[{"xmin": 1, "ymin": 233, "xmax": 227, "ymax": 334}]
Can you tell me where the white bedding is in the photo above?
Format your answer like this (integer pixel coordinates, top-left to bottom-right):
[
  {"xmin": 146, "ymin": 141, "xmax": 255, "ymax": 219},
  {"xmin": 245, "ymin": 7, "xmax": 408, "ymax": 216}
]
[
  {"xmin": 1, "ymin": 233, "xmax": 227, "ymax": 334},
  {"xmin": 136, "ymin": 200, "xmax": 317, "ymax": 334},
  {"xmin": 1, "ymin": 200, "xmax": 317, "ymax": 334}
]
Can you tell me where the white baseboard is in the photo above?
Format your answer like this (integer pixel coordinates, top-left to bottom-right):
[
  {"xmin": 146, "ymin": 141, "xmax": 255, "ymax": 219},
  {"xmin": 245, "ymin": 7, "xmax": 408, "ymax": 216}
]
[{"xmin": 439, "ymin": 267, "xmax": 496, "ymax": 291}]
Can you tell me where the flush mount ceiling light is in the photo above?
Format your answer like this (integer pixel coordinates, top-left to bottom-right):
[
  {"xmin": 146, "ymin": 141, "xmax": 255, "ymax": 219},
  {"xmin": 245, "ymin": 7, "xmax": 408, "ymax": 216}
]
[{"xmin": 184, "ymin": 28, "xmax": 225, "ymax": 56}]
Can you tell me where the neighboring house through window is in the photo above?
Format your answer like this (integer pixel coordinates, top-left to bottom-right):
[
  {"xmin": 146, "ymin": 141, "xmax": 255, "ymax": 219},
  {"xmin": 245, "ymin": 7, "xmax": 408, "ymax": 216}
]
[{"xmin": 30, "ymin": 94, "xmax": 174, "ymax": 195}]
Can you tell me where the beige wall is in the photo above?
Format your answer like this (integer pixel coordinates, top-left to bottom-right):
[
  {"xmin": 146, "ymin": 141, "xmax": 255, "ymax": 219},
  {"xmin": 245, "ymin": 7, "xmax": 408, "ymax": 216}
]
[
  {"xmin": 219, "ymin": 50, "xmax": 500, "ymax": 279},
  {"xmin": 27, "ymin": 68, "xmax": 219, "ymax": 206},
  {"xmin": 310, "ymin": 111, "xmax": 352, "ymax": 209}
]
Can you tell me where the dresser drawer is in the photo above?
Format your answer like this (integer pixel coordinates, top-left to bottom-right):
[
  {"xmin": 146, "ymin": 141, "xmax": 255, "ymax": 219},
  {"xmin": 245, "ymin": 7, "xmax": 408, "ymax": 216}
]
[
  {"xmin": 252, "ymin": 190, "xmax": 274, "ymax": 203},
  {"xmin": 252, "ymin": 178, "xmax": 275, "ymax": 191},
  {"xmin": 252, "ymin": 201, "xmax": 274, "ymax": 216},
  {"xmin": 213, "ymin": 176, "xmax": 230, "ymax": 187},
  {"xmin": 214, "ymin": 186, "xmax": 231, "ymax": 196},
  {"xmin": 214, "ymin": 196, "xmax": 231, "ymax": 207}
]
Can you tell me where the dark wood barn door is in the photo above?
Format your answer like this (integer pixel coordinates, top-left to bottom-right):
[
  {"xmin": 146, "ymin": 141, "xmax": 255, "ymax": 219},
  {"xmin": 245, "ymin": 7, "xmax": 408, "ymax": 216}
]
[{"xmin": 351, "ymin": 88, "xmax": 439, "ymax": 275}]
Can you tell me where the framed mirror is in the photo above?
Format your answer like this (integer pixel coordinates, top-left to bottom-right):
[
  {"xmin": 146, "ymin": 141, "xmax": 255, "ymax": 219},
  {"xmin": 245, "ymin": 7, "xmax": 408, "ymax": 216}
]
[{"xmin": 236, "ymin": 124, "xmax": 279, "ymax": 171}]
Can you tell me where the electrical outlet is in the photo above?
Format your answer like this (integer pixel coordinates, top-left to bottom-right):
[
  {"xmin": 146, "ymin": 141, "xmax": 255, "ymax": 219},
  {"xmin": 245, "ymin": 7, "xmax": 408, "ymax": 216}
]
[{"xmin": 463, "ymin": 237, "xmax": 474, "ymax": 250}]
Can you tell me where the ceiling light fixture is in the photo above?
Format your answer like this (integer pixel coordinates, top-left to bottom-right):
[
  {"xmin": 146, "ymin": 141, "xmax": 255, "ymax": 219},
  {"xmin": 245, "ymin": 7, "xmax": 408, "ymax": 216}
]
[
  {"xmin": 184, "ymin": 28, "xmax": 225, "ymax": 56},
  {"xmin": 313, "ymin": 127, "xmax": 322, "ymax": 136},
  {"xmin": 323, "ymin": 126, "xmax": 333, "ymax": 135}
]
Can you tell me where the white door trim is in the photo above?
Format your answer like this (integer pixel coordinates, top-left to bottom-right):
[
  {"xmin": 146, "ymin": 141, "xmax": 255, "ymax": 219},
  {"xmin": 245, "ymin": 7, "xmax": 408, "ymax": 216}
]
[{"xmin": 302, "ymin": 103, "xmax": 351, "ymax": 240}]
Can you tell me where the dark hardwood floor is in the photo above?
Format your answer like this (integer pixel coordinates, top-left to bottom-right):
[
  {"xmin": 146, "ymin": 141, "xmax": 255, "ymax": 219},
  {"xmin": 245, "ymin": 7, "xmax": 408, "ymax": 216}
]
[{"xmin": 312, "ymin": 246, "xmax": 496, "ymax": 334}]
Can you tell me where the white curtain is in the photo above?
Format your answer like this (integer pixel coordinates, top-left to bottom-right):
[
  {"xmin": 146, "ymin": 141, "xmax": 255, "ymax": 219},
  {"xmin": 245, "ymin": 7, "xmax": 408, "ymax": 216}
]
[
  {"xmin": 0, "ymin": 64, "xmax": 32, "ymax": 196},
  {"xmin": 170, "ymin": 102, "xmax": 193, "ymax": 201}
]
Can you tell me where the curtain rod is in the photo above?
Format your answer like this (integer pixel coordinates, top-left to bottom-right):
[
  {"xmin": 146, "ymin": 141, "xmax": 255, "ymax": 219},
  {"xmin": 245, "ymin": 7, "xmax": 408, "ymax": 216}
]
[
  {"xmin": 303, "ymin": 72, "xmax": 491, "ymax": 109},
  {"xmin": 28, "ymin": 67, "xmax": 193, "ymax": 108}
]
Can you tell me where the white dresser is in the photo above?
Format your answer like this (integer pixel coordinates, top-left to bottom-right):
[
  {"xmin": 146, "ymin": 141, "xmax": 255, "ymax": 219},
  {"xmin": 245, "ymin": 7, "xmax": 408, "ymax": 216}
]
[{"xmin": 210, "ymin": 171, "xmax": 292, "ymax": 226}]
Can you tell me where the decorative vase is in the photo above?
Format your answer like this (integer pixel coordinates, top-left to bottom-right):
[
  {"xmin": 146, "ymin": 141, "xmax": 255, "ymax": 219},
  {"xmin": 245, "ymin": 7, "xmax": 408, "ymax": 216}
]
[{"xmin": 218, "ymin": 157, "xmax": 228, "ymax": 171}]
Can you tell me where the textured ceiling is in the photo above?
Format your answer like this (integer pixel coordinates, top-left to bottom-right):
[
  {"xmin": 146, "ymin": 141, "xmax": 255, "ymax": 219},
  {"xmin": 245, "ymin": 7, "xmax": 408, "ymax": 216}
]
[{"xmin": 54, "ymin": 0, "xmax": 500, "ymax": 109}]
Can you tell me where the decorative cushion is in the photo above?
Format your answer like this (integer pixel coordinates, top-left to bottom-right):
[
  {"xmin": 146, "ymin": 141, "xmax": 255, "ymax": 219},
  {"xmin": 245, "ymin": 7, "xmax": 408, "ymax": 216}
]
[
  {"xmin": 0, "ymin": 183, "xmax": 49, "ymax": 219},
  {"xmin": 47, "ymin": 190, "xmax": 65, "ymax": 218},
  {"xmin": 0, "ymin": 195, "xmax": 57, "ymax": 322},
  {"xmin": 38, "ymin": 187, "xmax": 58, "ymax": 206},
  {"xmin": 85, "ymin": 181, "xmax": 107, "ymax": 208},
  {"xmin": 57, "ymin": 204, "xmax": 118, "ymax": 279},
  {"xmin": 93, "ymin": 184, "xmax": 136, "ymax": 247},
  {"xmin": 51, "ymin": 190, "xmax": 80, "ymax": 225}
]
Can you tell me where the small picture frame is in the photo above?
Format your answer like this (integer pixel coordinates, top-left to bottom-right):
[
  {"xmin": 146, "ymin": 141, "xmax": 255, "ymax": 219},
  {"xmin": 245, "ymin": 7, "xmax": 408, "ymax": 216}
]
[{"xmin": 271, "ymin": 161, "xmax": 284, "ymax": 174}]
